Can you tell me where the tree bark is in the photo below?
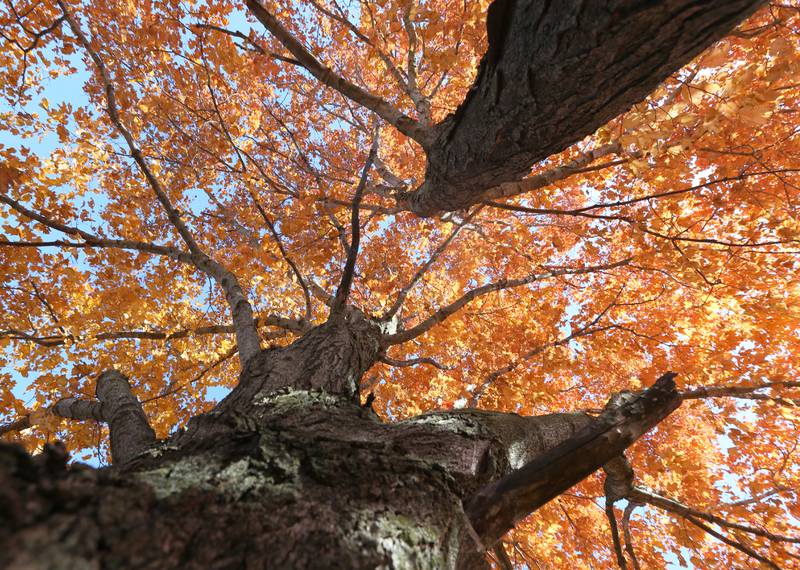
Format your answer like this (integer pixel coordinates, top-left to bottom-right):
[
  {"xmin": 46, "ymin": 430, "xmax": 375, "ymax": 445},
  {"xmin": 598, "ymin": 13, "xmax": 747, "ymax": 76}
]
[
  {"xmin": 407, "ymin": 0, "xmax": 765, "ymax": 215},
  {"xmin": 53, "ymin": 370, "xmax": 156, "ymax": 465},
  {"xmin": 0, "ymin": 312, "xmax": 680, "ymax": 569}
]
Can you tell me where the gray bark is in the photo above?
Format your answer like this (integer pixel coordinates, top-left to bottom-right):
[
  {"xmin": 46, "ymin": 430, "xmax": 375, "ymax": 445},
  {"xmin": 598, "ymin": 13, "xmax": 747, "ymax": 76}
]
[{"xmin": 0, "ymin": 395, "xmax": 646, "ymax": 569}]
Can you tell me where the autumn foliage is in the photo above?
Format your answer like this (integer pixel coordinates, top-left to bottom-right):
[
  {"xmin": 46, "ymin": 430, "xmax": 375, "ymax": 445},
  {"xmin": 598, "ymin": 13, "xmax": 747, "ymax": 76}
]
[{"xmin": 1, "ymin": 0, "xmax": 800, "ymax": 567}]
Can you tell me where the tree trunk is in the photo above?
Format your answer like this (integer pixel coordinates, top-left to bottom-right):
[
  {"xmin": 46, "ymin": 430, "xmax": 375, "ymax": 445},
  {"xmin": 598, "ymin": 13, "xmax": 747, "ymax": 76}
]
[
  {"xmin": 0, "ymin": 312, "xmax": 679, "ymax": 569},
  {"xmin": 0, "ymin": 399, "xmax": 583, "ymax": 568}
]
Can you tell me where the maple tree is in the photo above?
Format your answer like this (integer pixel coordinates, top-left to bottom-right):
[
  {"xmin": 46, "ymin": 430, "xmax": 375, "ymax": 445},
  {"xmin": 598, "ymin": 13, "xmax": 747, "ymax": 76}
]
[{"xmin": 1, "ymin": 0, "xmax": 800, "ymax": 567}]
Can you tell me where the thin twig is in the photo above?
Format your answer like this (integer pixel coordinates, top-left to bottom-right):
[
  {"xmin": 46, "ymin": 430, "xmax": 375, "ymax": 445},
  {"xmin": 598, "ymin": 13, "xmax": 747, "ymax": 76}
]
[{"xmin": 605, "ymin": 501, "xmax": 628, "ymax": 569}]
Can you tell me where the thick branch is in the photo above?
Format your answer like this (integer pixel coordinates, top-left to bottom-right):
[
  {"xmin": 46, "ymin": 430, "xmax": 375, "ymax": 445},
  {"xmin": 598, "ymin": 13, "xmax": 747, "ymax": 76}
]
[
  {"xmin": 52, "ymin": 398, "xmax": 104, "ymax": 422},
  {"xmin": 465, "ymin": 373, "xmax": 681, "ymax": 546},
  {"xmin": 0, "ymin": 417, "xmax": 31, "ymax": 436},
  {"xmin": 93, "ymin": 371, "xmax": 155, "ymax": 465},
  {"xmin": 51, "ymin": 371, "xmax": 155, "ymax": 465},
  {"xmin": 245, "ymin": 0, "xmax": 430, "ymax": 145},
  {"xmin": 406, "ymin": 0, "xmax": 766, "ymax": 215},
  {"xmin": 1, "ymin": 371, "xmax": 156, "ymax": 464}
]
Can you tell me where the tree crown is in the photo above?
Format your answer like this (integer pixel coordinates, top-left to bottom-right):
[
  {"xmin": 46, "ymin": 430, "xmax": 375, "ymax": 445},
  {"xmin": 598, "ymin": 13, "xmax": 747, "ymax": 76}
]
[{"xmin": 1, "ymin": 1, "xmax": 799, "ymax": 567}]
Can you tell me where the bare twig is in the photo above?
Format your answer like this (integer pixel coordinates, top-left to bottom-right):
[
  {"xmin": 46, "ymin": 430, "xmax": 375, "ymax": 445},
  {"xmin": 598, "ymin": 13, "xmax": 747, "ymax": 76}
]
[
  {"xmin": 381, "ymin": 208, "xmax": 479, "ymax": 320},
  {"xmin": 191, "ymin": 23, "xmax": 301, "ymax": 64},
  {"xmin": 250, "ymin": 193, "xmax": 313, "ymax": 321},
  {"xmin": 470, "ymin": 290, "xmax": 622, "ymax": 405},
  {"xmin": 605, "ymin": 501, "xmax": 628, "ymax": 570},
  {"xmin": 486, "ymin": 168, "xmax": 800, "ymax": 218},
  {"xmin": 143, "ymin": 344, "xmax": 241, "ymax": 404},
  {"xmin": 385, "ymin": 259, "xmax": 630, "ymax": 345}
]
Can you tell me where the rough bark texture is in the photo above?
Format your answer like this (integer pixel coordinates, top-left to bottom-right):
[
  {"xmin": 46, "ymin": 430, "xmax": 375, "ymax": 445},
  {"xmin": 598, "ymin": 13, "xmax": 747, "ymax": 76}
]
[
  {"xmin": 0, "ymin": 312, "xmax": 681, "ymax": 569},
  {"xmin": 217, "ymin": 308, "xmax": 386, "ymax": 412},
  {"xmin": 408, "ymin": 0, "xmax": 765, "ymax": 215},
  {"xmin": 0, "ymin": 391, "xmax": 596, "ymax": 569}
]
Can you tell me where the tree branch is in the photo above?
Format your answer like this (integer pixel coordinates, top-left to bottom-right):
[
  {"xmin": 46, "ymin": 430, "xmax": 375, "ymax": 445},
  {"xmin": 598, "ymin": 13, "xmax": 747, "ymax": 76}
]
[
  {"xmin": 385, "ymin": 259, "xmax": 630, "ymax": 345},
  {"xmin": 621, "ymin": 504, "xmax": 642, "ymax": 570},
  {"xmin": 142, "ymin": 344, "xmax": 241, "ymax": 404},
  {"xmin": 191, "ymin": 23, "xmax": 301, "ymax": 64},
  {"xmin": 304, "ymin": 0, "xmax": 415, "ymax": 112},
  {"xmin": 681, "ymin": 381, "xmax": 800, "ymax": 407},
  {"xmin": 492, "ymin": 543, "xmax": 515, "ymax": 570},
  {"xmin": 52, "ymin": 398, "xmax": 105, "ymax": 422},
  {"xmin": 58, "ymin": 1, "xmax": 200, "ymax": 257},
  {"xmin": 0, "ymin": 193, "xmax": 192, "ymax": 263},
  {"xmin": 57, "ymin": 1, "xmax": 262, "ymax": 365},
  {"xmin": 483, "ymin": 168, "xmax": 800, "ymax": 219},
  {"xmin": 249, "ymin": 192, "xmax": 313, "ymax": 322},
  {"xmin": 381, "ymin": 209, "xmax": 478, "ymax": 321},
  {"xmin": 379, "ymin": 355, "xmax": 453, "ymax": 370},
  {"xmin": 471, "ymin": 291, "xmax": 622, "ymax": 404},
  {"xmin": 605, "ymin": 501, "xmax": 628, "ymax": 570},
  {"xmin": 406, "ymin": 0, "xmax": 766, "ymax": 215},
  {"xmin": 0, "ymin": 417, "xmax": 31, "ymax": 437},
  {"xmin": 54, "ymin": 370, "xmax": 155, "ymax": 465},
  {"xmin": 629, "ymin": 487, "xmax": 800, "ymax": 545},
  {"xmin": 245, "ymin": 0, "xmax": 430, "ymax": 145},
  {"xmin": 0, "ymin": 314, "xmax": 306, "ymax": 348},
  {"xmin": 330, "ymin": 129, "xmax": 379, "ymax": 316},
  {"xmin": 478, "ymin": 142, "xmax": 628, "ymax": 204},
  {"xmin": 464, "ymin": 372, "xmax": 681, "ymax": 546},
  {"xmin": 683, "ymin": 515, "xmax": 781, "ymax": 570}
]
